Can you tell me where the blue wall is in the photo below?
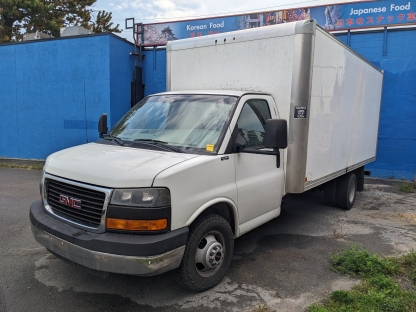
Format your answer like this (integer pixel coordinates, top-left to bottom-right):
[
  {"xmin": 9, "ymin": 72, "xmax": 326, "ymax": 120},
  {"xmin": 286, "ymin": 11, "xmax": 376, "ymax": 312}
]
[
  {"xmin": 141, "ymin": 29, "xmax": 416, "ymax": 180},
  {"xmin": 109, "ymin": 36, "xmax": 135, "ymax": 126},
  {"xmin": 142, "ymin": 48, "xmax": 167, "ymax": 96},
  {"xmin": 0, "ymin": 34, "xmax": 134, "ymax": 159},
  {"xmin": 337, "ymin": 29, "xmax": 416, "ymax": 180}
]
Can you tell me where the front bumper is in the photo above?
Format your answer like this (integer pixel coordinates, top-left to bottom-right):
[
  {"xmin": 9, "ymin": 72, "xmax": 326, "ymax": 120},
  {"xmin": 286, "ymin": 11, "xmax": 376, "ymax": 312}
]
[{"xmin": 30, "ymin": 200, "xmax": 188, "ymax": 276}]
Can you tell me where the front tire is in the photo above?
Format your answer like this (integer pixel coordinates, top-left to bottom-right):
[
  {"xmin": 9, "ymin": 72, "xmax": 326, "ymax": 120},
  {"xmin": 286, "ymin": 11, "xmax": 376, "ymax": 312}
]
[
  {"xmin": 336, "ymin": 173, "xmax": 357, "ymax": 210},
  {"xmin": 179, "ymin": 214, "xmax": 234, "ymax": 292}
]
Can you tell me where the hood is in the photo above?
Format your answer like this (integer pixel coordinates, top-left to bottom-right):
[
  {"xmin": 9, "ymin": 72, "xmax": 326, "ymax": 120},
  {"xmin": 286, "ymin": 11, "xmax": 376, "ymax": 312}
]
[{"xmin": 45, "ymin": 143, "xmax": 199, "ymax": 188}]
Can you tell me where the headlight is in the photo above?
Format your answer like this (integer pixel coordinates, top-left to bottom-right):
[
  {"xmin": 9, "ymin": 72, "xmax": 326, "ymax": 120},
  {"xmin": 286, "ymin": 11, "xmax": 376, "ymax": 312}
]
[{"xmin": 110, "ymin": 188, "xmax": 170, "ymax": 207}]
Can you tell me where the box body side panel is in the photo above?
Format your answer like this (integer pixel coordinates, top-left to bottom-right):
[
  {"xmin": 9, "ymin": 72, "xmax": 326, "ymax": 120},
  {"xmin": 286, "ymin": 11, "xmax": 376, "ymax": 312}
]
[{"xmin": 305, "ymin": 28, "xmax": 383, "ymax": 187}]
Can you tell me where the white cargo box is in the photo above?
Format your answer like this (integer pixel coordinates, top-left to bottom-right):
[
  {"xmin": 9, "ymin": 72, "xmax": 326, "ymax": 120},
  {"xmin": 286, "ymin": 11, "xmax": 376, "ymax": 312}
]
[{"xmin": 166, "ymin": 19, "xmax": 383, "ymax": 193}]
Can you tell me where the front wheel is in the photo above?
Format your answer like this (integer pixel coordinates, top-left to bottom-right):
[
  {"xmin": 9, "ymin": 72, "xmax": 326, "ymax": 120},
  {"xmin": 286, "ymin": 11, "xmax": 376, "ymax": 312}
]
[{"xmin": 179, "ymin": 214, "xmax": 234, "ymax": 292}]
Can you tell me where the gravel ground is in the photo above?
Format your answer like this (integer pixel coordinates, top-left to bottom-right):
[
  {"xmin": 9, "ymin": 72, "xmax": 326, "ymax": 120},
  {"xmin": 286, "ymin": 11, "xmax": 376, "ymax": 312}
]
[{"xmin": 0, "ymin": 167, "xmax": 415, "ymax": 312}]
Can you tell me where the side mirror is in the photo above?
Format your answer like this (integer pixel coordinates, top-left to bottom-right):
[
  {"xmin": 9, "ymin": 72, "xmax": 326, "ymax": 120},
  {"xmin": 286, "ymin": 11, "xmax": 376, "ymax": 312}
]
[
  {"xmin": 264, "ymin": 119, "xmax": 288, "ymax": 149},
  {"xmin": 98, "ymin": 114, "xmax": 108, "ymax": 138}
]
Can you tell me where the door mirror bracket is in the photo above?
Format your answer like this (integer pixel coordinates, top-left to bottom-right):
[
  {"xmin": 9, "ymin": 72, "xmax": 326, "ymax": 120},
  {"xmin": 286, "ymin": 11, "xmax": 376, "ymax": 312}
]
[
  {"xmin": 230, "ymin": 124, "xmax": 246, "ymax": 153},
  {"xmin": 275, "ymin": 148, "xmax": 281, "ymax": 168},
  {"xmin": 234, "ymin": 134, "xmax": 246, "ymax": 153}
]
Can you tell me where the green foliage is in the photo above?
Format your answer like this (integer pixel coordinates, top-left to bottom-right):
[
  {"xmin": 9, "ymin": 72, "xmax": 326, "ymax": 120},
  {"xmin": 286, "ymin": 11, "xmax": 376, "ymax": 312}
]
[
  {"xmin": 90, "ymin": 10, "xmax": 120, "ymax": 33},
  {"xmin": 329, "ymin": 290, "xmax": 354, "ymax": 305},
  {"xmin": 399, "ymin": 182, "xmax": 416, "ymax": 193},
  {"xmin": 331, "ymin": 245, "xmax": 400, "ymax": 278},
  {"xmin": 310, "ymin": 277, "xmax": 416, "ymax": 312},
  {"xmin": 0, "ymin": 0, "xmax": 120, "ymax": 42},
  {"xmin": 309, "ymin": 246, "xmax": 416, "ymax": 312},
  {"xmin": 398, "ymin": 251, "xmax": 416, "ymax": 285}
]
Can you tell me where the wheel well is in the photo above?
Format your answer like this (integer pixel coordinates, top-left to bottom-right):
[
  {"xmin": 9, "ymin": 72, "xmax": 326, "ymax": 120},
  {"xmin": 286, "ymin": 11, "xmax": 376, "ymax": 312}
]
[
  {"xmin": 321, "ymin": 167, "xmax": 364, "ymax": 192},
  {"xmin": 198, "ymin": 203, "xmax": 236, "ymax": 235}
]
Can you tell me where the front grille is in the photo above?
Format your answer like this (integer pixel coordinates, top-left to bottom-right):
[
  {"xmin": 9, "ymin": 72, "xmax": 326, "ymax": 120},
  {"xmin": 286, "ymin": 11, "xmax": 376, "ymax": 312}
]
[{"xmin": 45, "ymin": 178, "xmax": 106, "ymax": 228}]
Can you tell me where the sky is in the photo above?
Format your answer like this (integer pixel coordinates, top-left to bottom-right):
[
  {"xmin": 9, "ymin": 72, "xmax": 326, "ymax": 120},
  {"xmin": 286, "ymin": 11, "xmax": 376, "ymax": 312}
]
[{"xmin": 93, "ymin": 0, "xmax": 364, "ymax": 39}]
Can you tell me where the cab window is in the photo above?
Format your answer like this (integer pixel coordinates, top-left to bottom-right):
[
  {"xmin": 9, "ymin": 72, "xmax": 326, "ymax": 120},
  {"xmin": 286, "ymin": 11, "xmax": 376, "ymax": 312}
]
[{"xmin": 237, "ymin": 99, "xmax": 271, "ymax": 149}]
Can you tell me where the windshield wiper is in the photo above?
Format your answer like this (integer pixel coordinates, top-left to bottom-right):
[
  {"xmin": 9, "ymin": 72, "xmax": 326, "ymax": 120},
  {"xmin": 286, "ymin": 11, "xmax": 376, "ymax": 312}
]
[
  {"xmin": 134, "ymin": 139, "xmax": 168, "ymax": 144},
  {"xmin": 104, "ymin": 134, "xmax": 125, "ymax": 146},
  {"xmin": 134, "ymin": 139, "xmax": 184, "ymax": 153}
]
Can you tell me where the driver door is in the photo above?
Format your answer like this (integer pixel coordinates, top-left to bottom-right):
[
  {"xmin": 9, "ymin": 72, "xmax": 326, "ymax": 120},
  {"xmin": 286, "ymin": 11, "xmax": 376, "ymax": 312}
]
[{"xmin": 233, "ymin": 96, "xmax": 285, "ymax": 233}]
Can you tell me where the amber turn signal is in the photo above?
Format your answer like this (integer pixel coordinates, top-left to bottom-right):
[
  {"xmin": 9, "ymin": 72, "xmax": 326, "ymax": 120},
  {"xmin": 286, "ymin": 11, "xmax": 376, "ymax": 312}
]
[{"xmin": 106, "ymin": 218, "xmax": 168, "ymax": 231}]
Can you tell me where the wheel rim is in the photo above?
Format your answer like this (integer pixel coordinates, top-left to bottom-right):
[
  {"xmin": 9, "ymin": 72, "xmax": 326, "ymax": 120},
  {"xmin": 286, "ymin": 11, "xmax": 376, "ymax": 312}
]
[
  {"xmin": 348, "ymin": 179, "xmax": 356, "ymax": 203},
  {"xmin": 194, "ymin": 231, "xmax": 225, "ymax": 277}
]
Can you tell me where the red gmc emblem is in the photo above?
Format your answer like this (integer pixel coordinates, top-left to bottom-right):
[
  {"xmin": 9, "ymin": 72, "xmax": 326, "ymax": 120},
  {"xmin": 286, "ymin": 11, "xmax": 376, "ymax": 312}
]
[{"xmin": 59, "ymin": 195, "xmax": 81, "ymax": 209}]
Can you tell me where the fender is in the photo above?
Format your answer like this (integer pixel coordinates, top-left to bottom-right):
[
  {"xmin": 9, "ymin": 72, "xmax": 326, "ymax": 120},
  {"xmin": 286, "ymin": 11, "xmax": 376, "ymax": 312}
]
[{"xmin": 185, "ymin": 197, "xmax": 240, "ymax": 237}]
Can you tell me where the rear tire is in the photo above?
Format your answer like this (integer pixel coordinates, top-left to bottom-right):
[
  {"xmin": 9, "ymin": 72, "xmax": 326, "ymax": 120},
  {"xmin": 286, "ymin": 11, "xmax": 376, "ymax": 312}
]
[
  {"xmin": 336, "ymin": 173, "xmax": 357, "ymax": 210},
  {"xmin": 179, "ymin": 214, "xmax": 234, "ymax": 292},
  {"xmin": 355, "ymin": 166, "xmax": 365, "ymax": 192},
  {"xmin": 323, "ymin": 180, "xmax": 338, "ymax": 207}
]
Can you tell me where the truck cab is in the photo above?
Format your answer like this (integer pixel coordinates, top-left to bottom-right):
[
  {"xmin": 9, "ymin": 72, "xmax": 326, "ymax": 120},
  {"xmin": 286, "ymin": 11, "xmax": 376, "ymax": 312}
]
[{"xmin": 30, "ymin": 90, "xmax": 288, "ymax": 291}]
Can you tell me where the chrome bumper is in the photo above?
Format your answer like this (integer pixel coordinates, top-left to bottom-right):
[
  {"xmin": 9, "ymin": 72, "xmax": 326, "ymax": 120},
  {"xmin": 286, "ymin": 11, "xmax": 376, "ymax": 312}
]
[{"xmin": 31, "ymin": 224, "xmax": 185, "ymax": 276}]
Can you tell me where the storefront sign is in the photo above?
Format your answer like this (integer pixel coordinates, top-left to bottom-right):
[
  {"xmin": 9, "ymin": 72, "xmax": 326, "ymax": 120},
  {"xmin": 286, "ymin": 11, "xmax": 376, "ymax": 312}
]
[
  {"xmin": 311, "ymin": 0, "xmax": 414, "ymax": 31},
  {"xmin": 139, "ymin": 0, "xmax": 416, "ymax": 46}
]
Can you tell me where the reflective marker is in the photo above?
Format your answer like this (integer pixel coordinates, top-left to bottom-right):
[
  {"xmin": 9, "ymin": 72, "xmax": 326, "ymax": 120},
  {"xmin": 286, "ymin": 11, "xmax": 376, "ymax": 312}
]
[{"xmin": 107, "ymin": 218, "xmax": 168, "ymax": 231}]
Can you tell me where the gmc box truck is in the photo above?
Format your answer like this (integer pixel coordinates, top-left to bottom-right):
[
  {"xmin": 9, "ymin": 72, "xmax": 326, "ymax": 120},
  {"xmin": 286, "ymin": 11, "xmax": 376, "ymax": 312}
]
[{"xmin": 30, "ymin": 19, "xmax": 383, "ymax": 291}]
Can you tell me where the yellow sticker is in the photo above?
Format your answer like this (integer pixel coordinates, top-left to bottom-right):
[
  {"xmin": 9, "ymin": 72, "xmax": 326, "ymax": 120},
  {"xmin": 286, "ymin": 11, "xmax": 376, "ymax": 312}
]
[{"xmin": 206, "ymin": 144, "xmax": 215, "ymax": 152}]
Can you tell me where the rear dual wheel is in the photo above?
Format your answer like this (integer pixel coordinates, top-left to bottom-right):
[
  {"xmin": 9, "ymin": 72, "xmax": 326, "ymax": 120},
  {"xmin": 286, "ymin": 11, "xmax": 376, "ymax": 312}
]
[
  {"xmin": 179, "ymin": 214, "xmax": 234, "ymax": 292},
  {"xmin": 323, "ymin": 173, "xmax": 357, "ymax": 210},
  {"xmin": 323, "ymin": 179, "xmax": 337, "ymax": 207},
  {"xmin": 336, "ymin": 173, "xmax": 357, "ymax": 210}
]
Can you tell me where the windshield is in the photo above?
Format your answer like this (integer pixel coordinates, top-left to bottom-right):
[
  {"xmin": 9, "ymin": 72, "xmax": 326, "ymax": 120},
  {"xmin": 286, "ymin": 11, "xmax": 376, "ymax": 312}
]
[{"xmin": 109, "ymin": 94, "xmax": 238, "ymax": 153}]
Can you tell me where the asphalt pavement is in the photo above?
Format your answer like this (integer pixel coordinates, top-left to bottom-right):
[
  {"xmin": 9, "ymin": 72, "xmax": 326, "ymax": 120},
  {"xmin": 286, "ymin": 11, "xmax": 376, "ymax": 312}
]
[{"xmin": 1, "ymin": 167, "xmax": 415, "ymax": 312}]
